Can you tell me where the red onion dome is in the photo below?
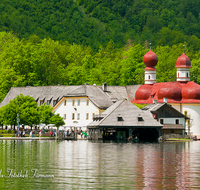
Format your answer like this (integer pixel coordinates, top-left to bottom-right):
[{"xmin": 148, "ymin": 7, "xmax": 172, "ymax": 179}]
[
  {"xmin": 135, "ymin": 85, "xmax": 153, "ymax": 100},
  {"xmin": 182, "ymin": 81, "xmax": 200, "ymax": 99},
  {"xmin": 176, "ymin": 52, "xmax": 191, "ymax": 68},
  {"xmin": 157, "ymin": 82, "xmax": 182, "ymax": 100},
  {"xmin": 143, "ymin": 50, "xmax": 158, "ymax": 67}
]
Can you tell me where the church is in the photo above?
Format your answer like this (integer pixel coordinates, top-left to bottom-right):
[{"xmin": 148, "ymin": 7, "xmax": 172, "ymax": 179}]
[{"xmin": 132, "ymin": 48, "xmax": 200, "ymax": 138}]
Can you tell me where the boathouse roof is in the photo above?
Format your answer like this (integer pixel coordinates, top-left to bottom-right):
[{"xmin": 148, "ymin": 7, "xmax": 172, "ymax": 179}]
[{"xmin": 88, "ymin": 99, "xmax": 162, "ymax": 128}]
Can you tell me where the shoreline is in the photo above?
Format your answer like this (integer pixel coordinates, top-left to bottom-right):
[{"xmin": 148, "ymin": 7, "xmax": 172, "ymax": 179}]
[
  {"xmin": 0, "ymin": 137, "xmax": 88, "ymax": 140},
  {"xmin": 0, "ymin": 137, "xmax": 56, "ymax": 140}
]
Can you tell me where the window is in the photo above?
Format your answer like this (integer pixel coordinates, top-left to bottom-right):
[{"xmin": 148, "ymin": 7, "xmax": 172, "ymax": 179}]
[
  {"xmin": 178, "ymin": 72, "xmax": 179, "ymax": 77},
  {"xmin": 78, "ymin": 99, "xmax": 80, "ymax": 106},
  {"xmin": 118, "ymin": 117, "xmax": 123, "ymax": 121},
  {"xmin": 86, "ymin": 99, "xmax": 89, "ymax": 106},
  {"xmin": 64, "ymin": 100, "xmax": 67, "ymax": 106},
  {"xmin": 72, "ymin": 99, "xmax": 75, "ymax": 106},
  {"xmin": 148, "ymin": 75, "xmax": 150, "ymax": 79},
  {"xmin": 63, "ymin": 114, "xmax": 66, "ymax": 120},
  {"xmin": 160, "ymin": 119, "xmax": 164, "ymax": 124},
  {"xmin": 86, "ymin": 113, "xmax": 89, "ymax": 120},
  {"xmin": 47, "ymin": 100, "xmax": 50, "ymax": 105},
  {"xmin": 40, "ymin": 100, "xmax": 44, "ymax": 105},
  {"xmin": 72, "ymin": 113, "xmax": 75, "ymax": 120},
  {"xmin": 187, "ymin": 73, "xmax": 188, "ymax": 77},
  {"xmin": 138, "ymin": 117, "xmax": 144, "ymax": 122},
  {"xmin": 176, "ymin": 119, "xmax": 179, "ymax": 124},
  {"xmin": 53, "ymin": 100, "xmax": 57, "ymax": 106},
  {"xmin": 93, "ymin": 113, "xmax": 95, "ymax": 119},
  {"xmin": 77, "ymin": 113, "xmax": 80, "ymax": 120}
]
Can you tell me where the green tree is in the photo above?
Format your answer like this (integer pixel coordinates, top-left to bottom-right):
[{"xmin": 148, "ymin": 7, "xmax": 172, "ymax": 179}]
[
  {"xmin": 38, "ymin": 103, "xmax": 54, "ymax": 125},
  {"xmin": 49, "ymin": 114, "xmax": 65, "ymax": 130},
  {"xmin": 0, "ymin": 94, "xmax": 39, "ymax": 129}
]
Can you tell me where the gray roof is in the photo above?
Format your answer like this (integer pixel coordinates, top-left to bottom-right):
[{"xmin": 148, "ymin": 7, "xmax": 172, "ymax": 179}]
[
  {"xmin": 0, "ymin": 85, "xmax": 80, "ymax": 107},
  {"xmin": 100, "ymin": 85, "xmax": 140, "ymax": 102},
  {"xmin": 126, "ymin": 85, "xmax": 141, "ymax": 101},
  {"xmin": 142, "ymin": 103, "xmax": 189, "ymax": 119},
  {"xmin": 88, "ymin": 99, "xmax": 162, "ymax": 128},
  {"xmin": 142, "ymin": 103, "xmax": 166, "ymax": 111},
  {"xmin": 0, "ymin": 84, "xmax": 141, "ymax": 109},
  {"xmin": 64, "ymin": 85, "xmax": 113, "ymax": 109}
]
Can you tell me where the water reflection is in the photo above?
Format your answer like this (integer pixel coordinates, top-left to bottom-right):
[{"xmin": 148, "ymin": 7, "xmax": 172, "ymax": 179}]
[{"xmin": 0, "ymin": 140, "xmax": 200, "ymax": 189}]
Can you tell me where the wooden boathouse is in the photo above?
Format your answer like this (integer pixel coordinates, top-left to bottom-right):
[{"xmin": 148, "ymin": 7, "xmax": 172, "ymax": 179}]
[{"xmin": 87, "ymin": 99, "xmax": 163, "ymax": 141}]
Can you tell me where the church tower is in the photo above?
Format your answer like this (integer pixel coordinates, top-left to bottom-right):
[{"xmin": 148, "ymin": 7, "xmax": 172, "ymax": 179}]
[
  {"xmin": 176, "ymin": 51, "xmax": 191, "ymax": 82},
  {"xmin": 143, "ymin": 49, "xmax": 158, "ymax": 84}
]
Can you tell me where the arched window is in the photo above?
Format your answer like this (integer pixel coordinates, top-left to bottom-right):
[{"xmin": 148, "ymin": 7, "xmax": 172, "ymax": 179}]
[
  {"xmin": 187, "ymin": 73, "xmax": 188, "ymax": 77},
  {"xmin": 149, "ymin": 75, "xmax": 150, "ymax": 79}
]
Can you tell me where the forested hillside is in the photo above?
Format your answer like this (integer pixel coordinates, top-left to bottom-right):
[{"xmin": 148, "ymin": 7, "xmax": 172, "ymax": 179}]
[
  {"xmin": 0, "ymin": 0, "xmax": 200, "ymax": 51},
  {"xmin": 0, "ymin": 0, "xmax": 200, "ymax": 102}
]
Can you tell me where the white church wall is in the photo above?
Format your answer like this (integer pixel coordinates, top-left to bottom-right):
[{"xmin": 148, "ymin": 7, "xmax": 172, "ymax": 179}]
[{"xmin": 182, "ymin": 105, "xmax": 200, "ymax": 136}]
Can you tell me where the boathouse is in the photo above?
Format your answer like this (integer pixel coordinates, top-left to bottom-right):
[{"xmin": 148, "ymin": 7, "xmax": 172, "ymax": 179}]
[{"xmin": 87, "ymin": 99, "xmax": 163, "ymax": 141}]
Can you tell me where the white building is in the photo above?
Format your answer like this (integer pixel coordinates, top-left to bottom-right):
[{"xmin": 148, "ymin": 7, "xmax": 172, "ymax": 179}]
[{"xmin": 52, "ymin": 85, "xmax": 113, "ymax": 131}]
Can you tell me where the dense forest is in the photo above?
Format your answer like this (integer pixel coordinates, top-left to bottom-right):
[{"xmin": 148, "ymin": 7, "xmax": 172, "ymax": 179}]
[
  {"xmin": 0, "ymin": 0, "xmax": 200, "ymax": 102},
  {"xmin": 0, "ymin": 0, "xmax": 200, "ymax": 51}
]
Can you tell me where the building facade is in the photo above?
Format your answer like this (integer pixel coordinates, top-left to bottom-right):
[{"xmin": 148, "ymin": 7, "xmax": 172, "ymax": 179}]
[{"xmin": 132, "ymin": 49, "xmax": 200, "ymax": 138}]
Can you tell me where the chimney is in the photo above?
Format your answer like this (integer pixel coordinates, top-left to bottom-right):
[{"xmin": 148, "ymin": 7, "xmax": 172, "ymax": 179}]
[
  {"xmin": 102, "ymin": 82, "xmax": 107, "ymax": 92},
  {"xmin": 163, "ymin": 97, "xmax": 167, "ymax": 103},
  {"xmin": 153, "ymin": 99, "xmax": 157, "ymax": 104}
]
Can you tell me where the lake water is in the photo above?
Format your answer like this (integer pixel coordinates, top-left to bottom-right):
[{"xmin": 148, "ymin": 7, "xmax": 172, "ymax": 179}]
[{"xmin": 0, "ymin": 140, "xmax": 200, "ymax": 189}]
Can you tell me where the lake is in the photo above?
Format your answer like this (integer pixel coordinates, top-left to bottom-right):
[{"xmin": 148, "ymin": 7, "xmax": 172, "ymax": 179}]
[{"xmin": 0, "ymin": 140, "xmax": 200, "ymax": 189}]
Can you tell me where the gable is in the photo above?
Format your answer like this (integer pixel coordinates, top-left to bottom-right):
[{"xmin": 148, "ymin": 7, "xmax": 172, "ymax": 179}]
[{"xmin": 153, "ymin": 104, "xmax": 187, "ymax": 118}]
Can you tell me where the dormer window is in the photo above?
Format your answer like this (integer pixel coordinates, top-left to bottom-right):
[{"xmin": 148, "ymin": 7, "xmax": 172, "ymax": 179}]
[
  {"xmin": 47, "ymin": 100, "xmax": 50, "ymax": 105},
  {"xmin": 53, "ymin": 100, "xmax": 57, "ymax": 106},
  {"xmin": 118, "ymin": 117, "xmax": 123, "ymax": 121},
  {"xmin": 40, "ymin": 100, "xmax": 44, "ymax": 105},
  {"xmin": 138, "ymin": 117, "xmax": 144, "ymax": 122}
]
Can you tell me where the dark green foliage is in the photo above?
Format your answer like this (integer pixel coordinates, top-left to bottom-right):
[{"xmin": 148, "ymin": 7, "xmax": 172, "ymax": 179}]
[{"xmin": 0, "ymin": 0, "xmax": 199, "ymax": 51}]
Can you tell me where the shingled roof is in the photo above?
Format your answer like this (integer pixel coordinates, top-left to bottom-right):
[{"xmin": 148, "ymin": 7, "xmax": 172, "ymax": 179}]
[
  {"xmin": 0, "ymin": 85, "xmax": 80, "ymax": 107},
  {"xmin": 88, "ymin": 99, "xmax": 162, "ymax": 128},
  {"xmin": 0, "ymin": 84, "xmax": 141, "ymax": 109},
  {"xmin": 142, "ymin": 103, "xmax": 189, "ymax": 119},
  {"xmin": 63, "ymin": 84, "xmax": 114, "ymax": 109}
]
